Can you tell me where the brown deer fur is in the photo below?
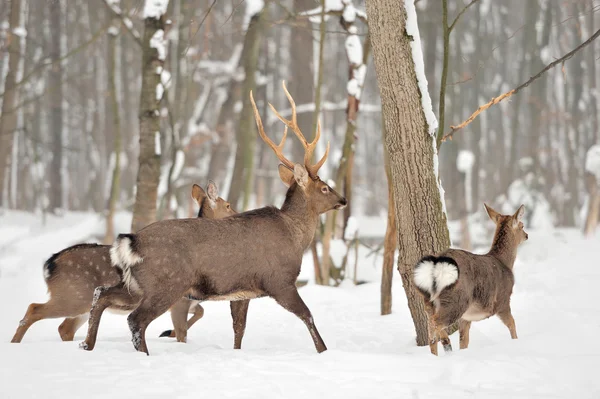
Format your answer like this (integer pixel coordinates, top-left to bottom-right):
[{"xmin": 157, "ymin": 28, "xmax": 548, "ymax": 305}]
[
  {"xmin": 11, "ymin": 182, "xmax": 236, "ymax": 344},
  {"xmin": 413, "ymin": 204, "xmax": 528, "ymax": 355},
  {"xmin": 80, "ymin": 82, "xmax": 347, "ymax": 355}
]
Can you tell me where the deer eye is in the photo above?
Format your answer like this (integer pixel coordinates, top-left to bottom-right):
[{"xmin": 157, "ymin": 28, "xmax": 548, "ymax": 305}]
[
  {"xmin": 321, "ymin": 186, "xmax": 329, "ymax": 194},
  {"xmin": 226, "ymin": 204, "xmax": 231, "ymax": 209}
]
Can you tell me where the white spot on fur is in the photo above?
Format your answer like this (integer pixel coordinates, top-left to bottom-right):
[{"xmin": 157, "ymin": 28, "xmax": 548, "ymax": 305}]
[
  {"xmin": 43, "ymin": 268, "xmax": 51, "ymax": 279},
  {"xmin": 102, "ymin": 256, "xmax": 107, "ymax": 262},
  {"xmin": 89, "ymin": 261, "xmax": 93, "ymax": 266},
  {"xmin": 414, "ymin": 259, "xmax": 459, "ymax": 302},
  {"xmin": 110, "ymin": 236, "xmax": 143, "ymax": 293},
  {"xmin": 67, "ymin": 260, "xmax": 73, "ymax": 266}
]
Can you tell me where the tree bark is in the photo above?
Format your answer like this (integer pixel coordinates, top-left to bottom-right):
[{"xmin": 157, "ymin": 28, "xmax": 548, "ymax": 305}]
[
  {"xmin": 227, "ymin": 9, "xmax": 266, "ymax": 210},
  {"xmin": 367, "ymin": 0, "xmax": 451, "ymax": 345},
  {"xmin": 104, "ymin": 21, "xmax": 122, "ymax": 244},
  {"xmin": 130, "ymin": 6, "xmax": 168, "ymax": 233},
  {"xmin": 381, "ymin": 116, "xmax": 396, "ymax": 316},
  {"xmin": 49, "ymin": 0, "xmax": 64, "ymax": 212},
  {"xmin": 0, "ymin": 0, "xmax": 22, "ymax": 206}
]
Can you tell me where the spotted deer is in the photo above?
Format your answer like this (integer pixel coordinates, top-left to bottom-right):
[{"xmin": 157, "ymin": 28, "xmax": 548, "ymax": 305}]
[
  {"xmin": 81, "ymin": 81, "xmax": 347, "ymax": 355},
  {"xmin": 11, "ymin": 182, "xmax": 235, "ymax": 344},
  {"xmin": 413, "ymin": 204, "xmax": 528, "ymax": 355}
]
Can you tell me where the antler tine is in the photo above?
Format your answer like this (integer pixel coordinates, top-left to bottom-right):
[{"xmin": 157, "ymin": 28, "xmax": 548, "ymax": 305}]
[
  {"xmin": 268, "ymin": 81, "xmax": 311, "ymax": 147},
  {"xmin": 250, "ymin": 90, "xmax": 295, "ymax": 170}
]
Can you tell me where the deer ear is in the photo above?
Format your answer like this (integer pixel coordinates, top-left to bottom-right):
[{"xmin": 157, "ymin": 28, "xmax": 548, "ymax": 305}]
[
  {"xmin": 484, "ymin": 203, "xmax": 501, "ymax": 224},
  {"xmin": 206, "ymin": 180, "xmax": 219, "ymax": 202},
  {"xmin": 191, "ymin": 184, "xmax": 206, "ymax": 206},
  {"xmin": 278, "ymin": 164, "xmax": 295, "ymax": 187},
  {"xmin": 513, "ymin": 204, "xmax": 525, "ymax": 226},
  {"xmin": 293, "ymin": 164, "xmax": 309, "ymax": 188}
]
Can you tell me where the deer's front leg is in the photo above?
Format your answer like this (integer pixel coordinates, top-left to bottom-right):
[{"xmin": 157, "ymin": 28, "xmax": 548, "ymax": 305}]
[{"xmin": 230, "ymin": 300, "xmax": 250, "ymax": 349}]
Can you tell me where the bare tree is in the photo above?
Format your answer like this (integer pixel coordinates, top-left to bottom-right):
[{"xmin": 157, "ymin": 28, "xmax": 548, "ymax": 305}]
[
  {"xmin": 131, "ymin": 1, "xmax": 169, "ymax": 233},
  {"xmin": 367, "ymin": 0, "xmax": 451, "ymax": 345},
  {"xmin": 0, "ymin": 0, "xmax": 22, "ymax": 206}
]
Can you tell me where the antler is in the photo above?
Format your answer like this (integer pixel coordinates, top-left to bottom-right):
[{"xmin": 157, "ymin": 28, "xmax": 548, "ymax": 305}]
[
  {"xmin": 268, "ymin": 81, "xmax": 330, "ymax": 178},
  {"xmin": 250, "ymin": 90, "xmax": 295, "ymax": 170}
]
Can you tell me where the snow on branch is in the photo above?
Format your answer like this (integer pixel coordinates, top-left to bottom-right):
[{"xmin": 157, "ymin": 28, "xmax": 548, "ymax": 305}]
[
  {"xmin": 144, "ymin": 0, "xmax": 169, "ymax": 20},
  {"xmin": 243, "ymin": 0, "xmax": 265, "ymax": 31},
  {"xmin": 103, "ymin": 0, "xmax": 142, "ymax": 44},
  {"xmin": 586, "ymin": 145, "xmax": 600, "ymax": 181},
  {"xmin": 303, "ymin": 0, "xmax": 367, "ymax": 24}
]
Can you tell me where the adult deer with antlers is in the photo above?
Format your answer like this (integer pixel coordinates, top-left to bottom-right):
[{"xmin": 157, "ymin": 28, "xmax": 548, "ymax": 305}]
[
  {"xmin": 80, "ymin": 81, "xmax": 346, "ymax": 355},
  {"xmin": 11, "ymin": 182, "xmax": 236, "ymax": 344}
]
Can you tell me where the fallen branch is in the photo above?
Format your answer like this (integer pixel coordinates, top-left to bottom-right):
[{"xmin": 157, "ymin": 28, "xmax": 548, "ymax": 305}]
[{"xmin": 443, "ymin": 26, "xmax": 600, "ymax": 142}]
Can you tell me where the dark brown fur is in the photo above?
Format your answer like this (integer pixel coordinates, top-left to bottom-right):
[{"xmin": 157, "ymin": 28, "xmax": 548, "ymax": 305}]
[
  {"xmin": 414, "ymin": 204, "xmax": 528, "ymax": 355},
  {"xmin": 11, "ymin": 183, "xmax": 235, "ymax": 344}
]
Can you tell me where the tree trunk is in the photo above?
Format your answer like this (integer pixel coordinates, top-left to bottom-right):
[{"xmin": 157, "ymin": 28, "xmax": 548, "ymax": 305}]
[
  {"xmin": 227, "ymin": 9, "xmax": 266, "ymax": 210},
  {"xmin": 104, "ymin": 22, "xmax": 122, "ymax": 244},
  {"xmin": 49, "ymin": 0, "xmax": 63, "ymax": 212},
  {"xmin": 130, "ymin": 6, "xmax": 168, "ymax": 233},
  {"xmin": 381, "ymin": 116, "xmax": 396, "ymax": 316},
  {"xmin": 0, "ymin": 0, "xmax": 22, "ymax": 206},
  {"xmin": 367, "ymin": 0, "xmax": 451, "ymax": 346},
  {"xmin": 584, "ymin": 173, "xmax": 600, "ymax": 237}
]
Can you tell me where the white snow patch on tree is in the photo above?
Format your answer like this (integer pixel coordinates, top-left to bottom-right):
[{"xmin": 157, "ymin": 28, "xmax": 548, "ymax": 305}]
[
  {"xmin": 457, "ymin": 150, "xmax": 475, "ymax": 172},
  {"xmin": 150, "ymin": 29, "xmax": 167, "ymax": 61},
  {"xmin": 403, "ymin": 0, "xmax": 438, "ymax": 136},
  {"xmin": 154, "ymin": 132, "xmax": 161, "ymax": 156},
  {"xmin": 344, "ymin": 216, "xmax": 359, "ymax": 240},
  {"xmin": 12, "ymin": 27, "xmax": 27, "ymax": 37},
  {"xmin": 345, "ymin": 33, "xmax": 363, "ymax": 66},
  {"xmin": 243, "ymin": 0, "xmax": 265, "ymax": 31},
  {"xmin": 143, "ymin": 0, "xmax": 169, "ymax": 19},
  {"xmin": 585, "ymin": 145, "xmax": 600, "ymax": 180}
]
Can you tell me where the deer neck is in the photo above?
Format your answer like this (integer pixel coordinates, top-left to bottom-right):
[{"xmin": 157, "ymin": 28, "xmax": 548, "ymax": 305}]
[
  {"xmin": 280, "ymin": 184, "xmax": 319, "ymax": 250},
  {"xmin": 486, "ymin": 225, "xmax": 518, "ymax": 269}
]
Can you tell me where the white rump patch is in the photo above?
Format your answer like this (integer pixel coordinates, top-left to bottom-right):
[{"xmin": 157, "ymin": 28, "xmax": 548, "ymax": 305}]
[
  {"xmin": 414, "ymin": 259, "xmax": 459, "ymax": 302},
  {"xmin": 110, "ymin": 237, "xmax": 143, "ymax": 293}
]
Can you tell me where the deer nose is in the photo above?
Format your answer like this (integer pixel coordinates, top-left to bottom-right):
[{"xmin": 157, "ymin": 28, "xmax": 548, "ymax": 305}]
[
  {"xmin": 335, "ymin": 198, "xmax": 348, "ymax": 210},
  {"xmin": 525, "ymin": 233, "xmax": 529, "ymax": 240}
]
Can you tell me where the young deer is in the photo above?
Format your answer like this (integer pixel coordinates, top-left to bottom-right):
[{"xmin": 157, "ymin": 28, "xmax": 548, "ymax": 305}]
[
  {"xmin": 413, "ymin": 204, "xmax": 528, "ymax": 355},
  {"xmin": 81, "ymin": 81, "xmax": 347, "ymax": 355},
  {"xmin": 11, "ymin": 182, "xmax": 235, "ymax": 344}
]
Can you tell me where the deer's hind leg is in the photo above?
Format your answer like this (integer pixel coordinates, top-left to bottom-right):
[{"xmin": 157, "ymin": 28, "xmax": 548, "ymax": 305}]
[
  {"xmin": 423, "ymin": 300, "xmax": 440, "ymax": 355},
  {"xmin": 458, "ymin": 319, "xmax": 472, "ymax": 349},
  {"xmin": 12, "ymin": 297, "xmax": 89, "ymax": 343},
  {"xmin": 58, "ymin": 314, "xmax": 90, "ymax": 341}
]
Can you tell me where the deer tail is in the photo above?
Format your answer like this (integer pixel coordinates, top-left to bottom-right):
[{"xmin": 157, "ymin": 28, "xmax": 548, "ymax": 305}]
[
  {"xmin": 413, "ymin": 255, "xmax": 459, "ymax": 302},
  {"xmin": 110, "ymin": 234, "xmax": 143, "ymax": 293}
]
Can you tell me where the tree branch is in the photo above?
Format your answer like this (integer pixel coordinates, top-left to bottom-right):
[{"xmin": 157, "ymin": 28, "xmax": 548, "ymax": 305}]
[
  {"xmin": 443, "ymin": 26, "xmax": 600, "ymax": 142},
  {"xmin": 102, "ymin": 0, "xmax": 143, "ymax": 46},
  {"xmin": 448, "ymin": 0, "xmax": 480, "ymax": 33}
]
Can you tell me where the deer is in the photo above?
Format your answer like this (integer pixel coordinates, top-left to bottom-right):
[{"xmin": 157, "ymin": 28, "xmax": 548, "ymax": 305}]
[
  {"xmin": 80, "ymin": 81, "xmax": 347, "ymax": 355},
  {"xmin": 413, "ymin": 203, "xmax": 528, "ymax": 355},
  {"xmin": 11, "ymin": 182, "xmax": 236, "ymax": 344}
]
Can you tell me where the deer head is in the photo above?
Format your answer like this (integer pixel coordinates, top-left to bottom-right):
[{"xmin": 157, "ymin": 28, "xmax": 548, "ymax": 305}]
[
  {"xmin": 192, "ymin": 181, "xmax": 237, "ymax": 219},
  {"xmin": 250, "ymin": 81, "xmax": 347, "ymax": 215},
  {"xmin": 484, "ymin": 203, "xmax": 529, "ymax": 246}
]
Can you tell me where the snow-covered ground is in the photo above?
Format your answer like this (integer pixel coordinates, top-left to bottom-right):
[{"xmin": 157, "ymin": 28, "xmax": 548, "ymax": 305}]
[{"xmin": 0, "ymin": 210, "xmax": 599, "ymax": 398}]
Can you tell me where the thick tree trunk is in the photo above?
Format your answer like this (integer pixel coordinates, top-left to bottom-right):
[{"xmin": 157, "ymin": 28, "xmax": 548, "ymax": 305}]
[
  {"xmin": 381, "ymin": 117, "xmax": 396, "ymax": 316},
  {"xmin": 367, "ymin": 0, "xmax": 451, "ymax": 346},
  {"xmin": 227, "ymin": 9, "xmax": 266, "ymax": 210},
  {"xmin": 131, "ymin": 8, "xmax": 168, "ymax": 233},
  {"xmin": 49, "ymin": 1, "xmax": 63, "ymax": 212},
  {"xmin": 0, "ymin": 0, "xmax": 22, "ymax": 205}
]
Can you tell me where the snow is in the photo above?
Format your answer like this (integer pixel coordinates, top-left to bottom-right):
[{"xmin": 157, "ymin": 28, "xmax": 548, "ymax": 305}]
[
  {"xmin": 149, "ymin": 29, "xmax": 167, "ymax": 61},
  {"xmin": 154, "ymin": 131, "xmax": 161, "ymax": 156},
  {"xmin": 143, "ymin": 0, "xmax": 169, "ymax": 19},
  {"xmin": 403, "ymin": 0, "xmax": 438, "ymax": 136},
  {"xmin": 12, "ymin": 26, "xmax": 27, "ymax": 37},
  {"xmin": 1, "ymin": 211, "xmax": 600, "ymax": 397},
  {"xmin": 457, "ymin": 150, "xmax": 475, "ymax": 173},
  {"xmin": 107, "ymin": 26, "xmax": 119, "ymax": 36},
  {"xmin": 585, "ymin": 145, "xmax": 600, "ymax": 180},
  {"xmin": 243, "ymin": 0, "xmax": 265, "ymax": 31}
]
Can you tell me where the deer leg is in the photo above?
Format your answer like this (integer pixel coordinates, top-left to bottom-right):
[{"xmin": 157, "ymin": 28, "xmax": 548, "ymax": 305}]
[
  {"xmin": 58, "ymin": 314, "xmax": 89, "ymax": 341},
  {"xmin": 271, "ymin": 287, "xmax": 327, "ymax": 353},
  {"xmin": 437, "ymin": 325, "xmax": 453, "ymax": 352},
  {"xmin": 127, "ymin": 294, "xmax": 178, "ymax": 355},
  {"xmin": 497, "ymin": 309, "xmax": 518, "ymax": 339},
  {"xmin": 165, "ymin": 298, "xmax": 193, "ymax": 343},
  {"xmin": 458, "ymin": 319, "xmax": 472, "ymax": 349},
  {"xmin": 80, "ymin": 284, "xmax": 138, "ymax": 351},
  {"xmin": 231, "ymin": 300, "xmax": 250, "ymax": 349},
  {"xmin": 422, "ymin": 300, "xmax": 439, "ymax": 355},
  {"xmin": 11, "ymin": 299, "xmax": 86, "ymax": 343},
  {"xmin": 184, "ymin": 301, "xmax": 205, "ymax": 335}
]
